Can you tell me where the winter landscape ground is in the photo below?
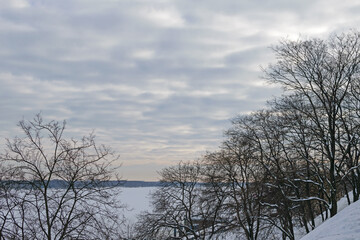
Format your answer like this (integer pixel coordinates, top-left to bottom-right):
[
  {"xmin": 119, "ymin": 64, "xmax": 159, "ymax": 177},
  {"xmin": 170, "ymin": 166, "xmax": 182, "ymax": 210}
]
[
  {"xmin": 120, "ymin": 186, "xmax": 360, "ymax": 240},
  {"xmin": 301, "ymin": 199, "xmax": 360, "ymax": 240},
  {"xmin": 120, "ymin": 187, "xmax": 156, "ymax": 225}
]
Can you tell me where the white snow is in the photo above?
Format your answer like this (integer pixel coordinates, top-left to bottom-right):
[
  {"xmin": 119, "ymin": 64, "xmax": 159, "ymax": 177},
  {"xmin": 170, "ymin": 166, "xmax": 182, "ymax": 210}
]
[
  {"xmin": 120, "ymin": 187, "xmax": 155, "ymax": 223},
  {"xmin": 301, "ymin": 198, "xmax": 360, "ymax": 240}
]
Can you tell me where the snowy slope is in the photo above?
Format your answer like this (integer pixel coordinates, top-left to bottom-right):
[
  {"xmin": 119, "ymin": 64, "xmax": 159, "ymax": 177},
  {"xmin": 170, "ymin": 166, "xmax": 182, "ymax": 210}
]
[{"xmin": 301, "ymin": 199, "xmax": 360, "ymax": 240}]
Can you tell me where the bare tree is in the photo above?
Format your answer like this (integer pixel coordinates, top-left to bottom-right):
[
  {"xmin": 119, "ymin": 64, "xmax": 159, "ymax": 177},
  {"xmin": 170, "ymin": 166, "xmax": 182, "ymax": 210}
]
[
  {"xmin": 0, "ymin": 114, "xmax": 123, "ymax": 240},
  {"xmin": 264, "ymin": 31, "xmax": 360, "ymax": 216},
  {"xmin": 136, "ymin": 161, "xmax": 225, "ymax": 239},
  {"xmin": 227, "ymin": 108, "xmax": 328, "ymax": 239},
  {"xmin": 230, "ymin": 111, "xmax": 299, "ymax": 240},
  {"xmin": 202, "ymin": 139, "xmax": 271, "ymax": 240}
]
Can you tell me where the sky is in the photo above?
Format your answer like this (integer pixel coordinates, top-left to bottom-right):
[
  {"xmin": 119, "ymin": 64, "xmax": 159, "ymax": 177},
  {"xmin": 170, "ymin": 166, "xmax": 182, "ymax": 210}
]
[{"xmin": 1, "ymin": 0, "xmax": 360, "ymax": 180}]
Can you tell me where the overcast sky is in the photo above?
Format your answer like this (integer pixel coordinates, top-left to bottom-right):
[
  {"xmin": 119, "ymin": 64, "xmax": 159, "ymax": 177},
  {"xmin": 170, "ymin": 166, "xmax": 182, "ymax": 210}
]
[{"xmin": 1, "ymin": 0, "xmax": 360, "ymax": 180}]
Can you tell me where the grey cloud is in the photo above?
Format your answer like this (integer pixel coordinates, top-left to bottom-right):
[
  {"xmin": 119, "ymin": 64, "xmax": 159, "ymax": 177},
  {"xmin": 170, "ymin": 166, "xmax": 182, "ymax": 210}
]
[{"xmin": 0, "ymin": 0, "xmax": 360, "ymax": 180}]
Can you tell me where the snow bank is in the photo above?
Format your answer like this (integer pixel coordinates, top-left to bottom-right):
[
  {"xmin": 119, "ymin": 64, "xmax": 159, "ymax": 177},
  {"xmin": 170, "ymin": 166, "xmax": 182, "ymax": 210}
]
[{"xmin": 301, "ymin": 199, "xmax": 360, "ymax": 240}]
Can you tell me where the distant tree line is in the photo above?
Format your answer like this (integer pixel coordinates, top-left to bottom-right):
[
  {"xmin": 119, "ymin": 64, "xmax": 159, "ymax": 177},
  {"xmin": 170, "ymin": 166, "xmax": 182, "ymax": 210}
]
[{"xmin": 136, "ymin": 31, "xmax": 360, "ymax": 240}]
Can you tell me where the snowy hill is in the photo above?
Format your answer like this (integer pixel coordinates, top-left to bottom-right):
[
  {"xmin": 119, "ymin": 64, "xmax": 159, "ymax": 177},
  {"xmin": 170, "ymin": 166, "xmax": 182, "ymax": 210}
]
[{"xmin": 301, "ymin": 199, "xmax": 360, "ymax": 240}]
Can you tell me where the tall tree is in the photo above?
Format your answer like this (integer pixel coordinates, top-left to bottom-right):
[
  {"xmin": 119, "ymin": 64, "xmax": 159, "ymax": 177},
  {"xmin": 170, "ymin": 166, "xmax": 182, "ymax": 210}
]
[{"xmin": 264, "ymin": 31, "xmax": 360, "ymax": 216}]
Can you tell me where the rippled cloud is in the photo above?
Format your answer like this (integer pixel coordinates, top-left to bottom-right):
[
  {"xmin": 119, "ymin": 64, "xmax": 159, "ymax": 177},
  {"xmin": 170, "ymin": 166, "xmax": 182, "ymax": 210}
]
[{"xmin": 0, "ymin": 0, "xmax": 359, "ymax": 180}]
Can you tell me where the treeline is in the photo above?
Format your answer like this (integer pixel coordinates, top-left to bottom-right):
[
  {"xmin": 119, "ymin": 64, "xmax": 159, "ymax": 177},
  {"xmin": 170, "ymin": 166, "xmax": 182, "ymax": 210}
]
[
  {"xmin": 135, "ymin": 31, "xmax": 360, "ymax": 240},
  {"xmin": 0, "ymin": 180, "xmax": 162, "ymax": 189}
]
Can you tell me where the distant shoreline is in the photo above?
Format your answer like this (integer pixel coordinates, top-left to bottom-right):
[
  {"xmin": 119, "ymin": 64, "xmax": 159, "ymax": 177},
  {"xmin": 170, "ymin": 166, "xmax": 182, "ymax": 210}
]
[{"xmin": 0, "ymin": 180, "xmax": 163, "ymax": 188}]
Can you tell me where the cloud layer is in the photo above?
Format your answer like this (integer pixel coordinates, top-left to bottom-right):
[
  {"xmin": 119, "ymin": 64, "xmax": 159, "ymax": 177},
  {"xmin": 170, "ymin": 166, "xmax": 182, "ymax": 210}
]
[{"xmin": 1, "ymin": 0, "xmax": 360, "ymax": 180}]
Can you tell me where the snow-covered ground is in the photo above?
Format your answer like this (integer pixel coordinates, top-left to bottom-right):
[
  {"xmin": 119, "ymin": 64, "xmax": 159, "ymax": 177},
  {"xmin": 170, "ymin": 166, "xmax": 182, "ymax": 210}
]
[
  {"xmin": 119, "ymin": 187, "xmax": 360, "ymax": 239},
  {"xmin": 301, "ymin": 195, "xmax": 360, "ymax": 240},
  {"xmin": 120, "ymin": 187, "xmax": 155, "ymax": 224},
  {"xmin": 117, "ymin": 187, "xmax": 360, "ymax": 239}
]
